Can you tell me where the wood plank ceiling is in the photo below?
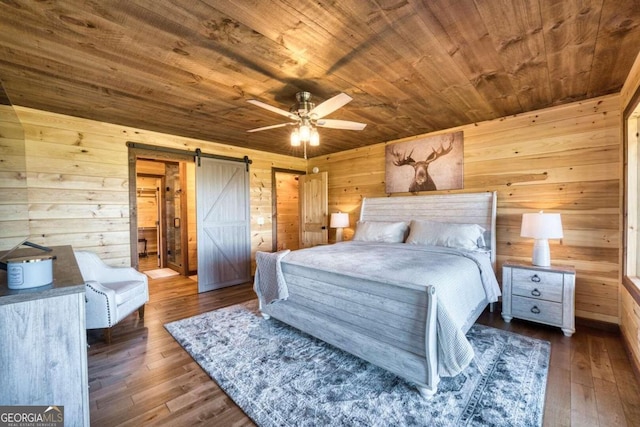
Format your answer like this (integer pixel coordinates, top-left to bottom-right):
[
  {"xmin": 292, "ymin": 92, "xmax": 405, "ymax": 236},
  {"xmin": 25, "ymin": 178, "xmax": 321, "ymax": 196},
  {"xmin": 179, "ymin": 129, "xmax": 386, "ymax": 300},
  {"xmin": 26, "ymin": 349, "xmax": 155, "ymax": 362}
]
[{"xmin": 1, "ymin": 0, "xmax": 639, "ymax": 157}]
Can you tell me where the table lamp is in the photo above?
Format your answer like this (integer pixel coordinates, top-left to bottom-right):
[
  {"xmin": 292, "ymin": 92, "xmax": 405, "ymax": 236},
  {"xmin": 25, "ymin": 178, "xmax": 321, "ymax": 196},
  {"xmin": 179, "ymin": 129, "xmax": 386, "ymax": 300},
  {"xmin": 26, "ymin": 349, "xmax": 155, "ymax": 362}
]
[
  {"xmin": 330, "ymin": 212, "xmax": 350, "ymax": 242},
  {"xmin": 520, "ymin": 211, "xmax": 563, "ymax": 267}
]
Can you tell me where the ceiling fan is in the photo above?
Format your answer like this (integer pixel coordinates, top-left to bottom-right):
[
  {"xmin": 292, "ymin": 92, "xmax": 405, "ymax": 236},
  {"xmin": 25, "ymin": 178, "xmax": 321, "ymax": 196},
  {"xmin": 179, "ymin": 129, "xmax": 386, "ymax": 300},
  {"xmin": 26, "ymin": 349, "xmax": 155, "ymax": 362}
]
[{"xmin": 246, "ymin": 91, "xmax": 366, "ymax": 152}]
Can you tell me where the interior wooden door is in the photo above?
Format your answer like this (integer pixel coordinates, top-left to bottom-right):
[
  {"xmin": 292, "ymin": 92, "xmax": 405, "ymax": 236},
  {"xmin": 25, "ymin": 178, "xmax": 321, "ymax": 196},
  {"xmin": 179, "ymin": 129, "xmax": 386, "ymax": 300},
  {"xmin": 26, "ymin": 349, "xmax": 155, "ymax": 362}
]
[
  {"xmin": 299, "ymin": 171, "xmax": 328, "ymax": 247},
  {"xmin": 196, "ymin": 157, "xmax": 251, "ymax": 292}
]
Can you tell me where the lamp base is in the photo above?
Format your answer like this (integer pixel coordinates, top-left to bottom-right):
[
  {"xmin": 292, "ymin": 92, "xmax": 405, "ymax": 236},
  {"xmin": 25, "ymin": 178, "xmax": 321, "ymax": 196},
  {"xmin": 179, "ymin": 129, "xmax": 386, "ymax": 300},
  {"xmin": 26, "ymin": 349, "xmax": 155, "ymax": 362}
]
[
  {"xmin": 531, "ymin": 239, "xmax": 551, "ymax": 267},
  {"xmin": 335, "ymin": 228, "xmax": 344, "ymax": 242}
]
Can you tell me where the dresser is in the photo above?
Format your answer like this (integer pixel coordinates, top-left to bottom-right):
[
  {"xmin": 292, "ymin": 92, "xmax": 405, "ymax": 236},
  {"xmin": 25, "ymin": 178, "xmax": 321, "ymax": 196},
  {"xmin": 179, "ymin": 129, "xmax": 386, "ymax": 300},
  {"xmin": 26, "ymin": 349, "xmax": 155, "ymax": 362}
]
[
  {"xmin": 502, "ymin": 262, "xmax": 576, "ymax": 337},
  {"xmin": 0, "ymin": 245, "xmax": 89, "ymax": 426}
]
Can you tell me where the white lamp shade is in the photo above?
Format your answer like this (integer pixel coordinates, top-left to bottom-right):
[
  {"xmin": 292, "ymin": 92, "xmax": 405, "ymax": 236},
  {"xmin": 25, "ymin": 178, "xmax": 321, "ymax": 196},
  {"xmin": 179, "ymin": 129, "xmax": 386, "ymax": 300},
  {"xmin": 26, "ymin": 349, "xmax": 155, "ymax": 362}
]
[
  {"xmin": 299, "ymin": 123, "xmax": 311, "ymax": 141},
  {"xmin": 520, "ymin": 212, "xmax": 563, "ymax": 239},
  {"xmin": 290, "ymin": 129, "xmax": 300, "ymax": 146},
  {"xmin": 309, "ymin": 128, "xmax": 320, "ymax": 146},
  {"xmin": 330, "ymin": 212, "xmax": 350, "ymax": 228},
  {"xmin": 521, "ymin": 211, "xmax": 563, "ymax": 267}
]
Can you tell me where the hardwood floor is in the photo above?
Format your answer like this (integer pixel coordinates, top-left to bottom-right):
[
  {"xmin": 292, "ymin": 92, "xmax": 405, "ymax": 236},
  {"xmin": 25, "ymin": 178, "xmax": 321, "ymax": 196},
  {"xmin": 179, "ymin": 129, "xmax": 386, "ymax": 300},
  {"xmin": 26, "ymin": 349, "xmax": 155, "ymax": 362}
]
[{"xmin": 88, "ymin": 274, "xmax": 640, "ymax": 426}]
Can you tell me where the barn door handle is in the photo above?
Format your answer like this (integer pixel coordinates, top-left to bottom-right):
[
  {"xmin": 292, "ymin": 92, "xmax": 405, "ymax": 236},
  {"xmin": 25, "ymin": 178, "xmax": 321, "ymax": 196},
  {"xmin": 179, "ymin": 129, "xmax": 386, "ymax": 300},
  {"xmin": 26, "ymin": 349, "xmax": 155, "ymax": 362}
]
[
  {"xmin": 321, "ymin": 226, "xmax": 327, "ymax": 230},
  {"xmin": 530, "ymin": 274, "xmax": 541, "ymax": 283},
  {"xmin": 531, "ymin": 306, "xmax": 541, "ymax": 314},
  {"xmin": 531, "ymin": 288, "xmax": 541, "ymax": 297}
]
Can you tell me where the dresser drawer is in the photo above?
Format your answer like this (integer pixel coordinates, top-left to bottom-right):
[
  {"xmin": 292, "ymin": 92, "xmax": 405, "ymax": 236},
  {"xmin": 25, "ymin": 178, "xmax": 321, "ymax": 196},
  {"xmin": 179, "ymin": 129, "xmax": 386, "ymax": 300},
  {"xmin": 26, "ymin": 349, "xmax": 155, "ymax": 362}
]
[
  {"xmin": 511, "ymin": 268, "xmax": 563, "ymax": 302},
  {"xmin": 512, "ymin": 295, "xmax": 563, "ymax": 325}
]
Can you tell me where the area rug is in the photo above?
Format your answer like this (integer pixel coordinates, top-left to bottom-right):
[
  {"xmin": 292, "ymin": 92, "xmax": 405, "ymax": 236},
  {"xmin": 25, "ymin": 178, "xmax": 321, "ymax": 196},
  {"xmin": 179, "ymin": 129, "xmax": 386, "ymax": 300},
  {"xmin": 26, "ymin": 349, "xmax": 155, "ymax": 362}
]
[
  {"xmin": 165, "ymin": 300, "xmax": 550, "ymax": 427},
  {"xmin": 144, "ymin": 268, "xmax": 179, "ymax": 279}
]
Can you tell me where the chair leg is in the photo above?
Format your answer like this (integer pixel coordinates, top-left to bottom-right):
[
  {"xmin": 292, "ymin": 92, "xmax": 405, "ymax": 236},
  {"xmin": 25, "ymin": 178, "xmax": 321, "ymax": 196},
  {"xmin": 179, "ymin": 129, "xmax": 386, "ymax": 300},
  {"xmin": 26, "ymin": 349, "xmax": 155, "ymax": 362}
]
[
  {"xmin": 138, "ymin": 305, "xmax": 145, "ymax": 319},
  {"xmin": 104, "ymin": 328, "xmax": 112, "ymax": 345}
]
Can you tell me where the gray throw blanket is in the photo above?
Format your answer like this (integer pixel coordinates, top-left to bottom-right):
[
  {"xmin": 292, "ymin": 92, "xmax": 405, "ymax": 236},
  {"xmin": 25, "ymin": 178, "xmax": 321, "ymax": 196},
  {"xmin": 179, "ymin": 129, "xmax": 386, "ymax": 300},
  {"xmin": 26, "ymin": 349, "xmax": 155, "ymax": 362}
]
[{"xmin": 254, "ymin": 250, "xmax": 290, "ymax": 308}]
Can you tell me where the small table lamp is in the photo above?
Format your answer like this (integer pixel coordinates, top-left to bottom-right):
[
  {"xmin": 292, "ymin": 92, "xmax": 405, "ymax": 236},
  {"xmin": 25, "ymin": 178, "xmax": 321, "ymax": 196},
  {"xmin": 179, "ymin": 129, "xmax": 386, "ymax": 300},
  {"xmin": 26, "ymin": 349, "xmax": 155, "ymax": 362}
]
[
  {"xmin": 330, "ymin": 212, "xmax": 350, "ymax": 242},
  {"xmin": 520, "ymin": 211, "xmax": 563, "ymax": 267}
]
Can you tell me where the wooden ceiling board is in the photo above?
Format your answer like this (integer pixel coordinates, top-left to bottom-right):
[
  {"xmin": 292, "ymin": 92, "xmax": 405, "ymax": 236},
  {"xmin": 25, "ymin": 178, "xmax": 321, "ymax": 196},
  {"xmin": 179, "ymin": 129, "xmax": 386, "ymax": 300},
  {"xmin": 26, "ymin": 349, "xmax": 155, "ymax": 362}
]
[
  {"xmin": 181, "ymin": 2, "xmax": 394, "ymax": 150},
  {"xmin": 416, "ymin": 0, "xmax": 523, "ymax": 115},
  {"xmin": 589, "ymin": 0, "xmax": 640, "ymax": 96},
  {"xmin": 344, "ymin": 2, "xmax": 480, "ymax": 126},
  {"xmin": 541, "ymin": 0, "xmax": 605, "ymax": 104},
  {"xmin": 474, "ymin": 0, "xmax": 552, "ymax": 109},
  {"xmin": 216, "ymin": 0, "xmax": 427, "ymax": 125},
  {"xmin": 0, "ymin": 0, "xmax": 639, "ymax": 157}
]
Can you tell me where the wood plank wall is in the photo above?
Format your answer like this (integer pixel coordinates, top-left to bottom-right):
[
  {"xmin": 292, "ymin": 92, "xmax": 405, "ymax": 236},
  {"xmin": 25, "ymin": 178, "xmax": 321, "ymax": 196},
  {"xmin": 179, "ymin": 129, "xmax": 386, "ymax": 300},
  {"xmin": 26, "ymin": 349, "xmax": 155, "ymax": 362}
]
[
  {"xmin": 620, "ymin": 51, "xmax": 640, "ymax": 371},
  {"xmin": 0, "ymin": 93, "xmax": 625, "ymax": 325},
  {"xmin": 308, "ymin": 94, "xmax": 621, "ymax": 324},
  {"xmin": 0, "ymin": 104, "xmax": 29, "ymax": 246},
  {"xmin": 1, "ymin": 106, "xmax": 306, "ymax": 272}
]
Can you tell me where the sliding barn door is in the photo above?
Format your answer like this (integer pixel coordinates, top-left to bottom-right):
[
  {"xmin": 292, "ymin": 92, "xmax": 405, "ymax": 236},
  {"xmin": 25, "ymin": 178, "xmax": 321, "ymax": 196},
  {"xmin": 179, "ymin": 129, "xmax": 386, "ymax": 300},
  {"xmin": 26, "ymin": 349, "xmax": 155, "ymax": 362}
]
[{"xmin": 196, "ymin": 158, "xmax": 250, "ymax": 292}]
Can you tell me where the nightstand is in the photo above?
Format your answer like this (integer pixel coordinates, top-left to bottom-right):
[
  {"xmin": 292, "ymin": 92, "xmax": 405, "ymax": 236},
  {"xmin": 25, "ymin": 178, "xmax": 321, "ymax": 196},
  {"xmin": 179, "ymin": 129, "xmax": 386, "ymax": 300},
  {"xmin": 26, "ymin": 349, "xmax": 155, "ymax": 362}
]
[{"xmin": 502, "ymin": 262, "xmax": 576, "ymax": 336}]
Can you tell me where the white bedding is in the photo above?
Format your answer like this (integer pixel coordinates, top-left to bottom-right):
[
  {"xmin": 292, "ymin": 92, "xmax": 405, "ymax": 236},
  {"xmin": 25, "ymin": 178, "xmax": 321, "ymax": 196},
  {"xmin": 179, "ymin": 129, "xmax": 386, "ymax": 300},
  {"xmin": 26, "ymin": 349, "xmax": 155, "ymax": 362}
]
[{"xmin": 256, "ymin": 241, "xmax": 501, "ymax": 377}]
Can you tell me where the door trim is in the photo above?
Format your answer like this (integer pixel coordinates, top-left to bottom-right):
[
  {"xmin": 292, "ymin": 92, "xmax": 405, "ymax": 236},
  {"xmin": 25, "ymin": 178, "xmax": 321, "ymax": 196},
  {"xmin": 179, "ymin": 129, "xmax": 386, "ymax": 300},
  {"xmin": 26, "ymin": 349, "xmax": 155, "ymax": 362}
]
[{"xmin": 128, "ymin": 147, "xmax": 194, "ymax": 269}]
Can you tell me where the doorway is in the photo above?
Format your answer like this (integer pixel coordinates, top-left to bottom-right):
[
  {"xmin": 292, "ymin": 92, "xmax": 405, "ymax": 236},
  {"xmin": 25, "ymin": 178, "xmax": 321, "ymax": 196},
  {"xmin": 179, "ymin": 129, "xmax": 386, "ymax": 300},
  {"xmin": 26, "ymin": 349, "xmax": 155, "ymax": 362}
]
[
  {"xmin": 272, "ymin": 168, "xmax": 305, "ymax": 252},
  {"xmin": 135, "ymin": 174, "xmax": 162, "ymax": 268},
  {"xmin": 134, "ymin": 158, "xmax": 193, "ymax": 276},
  {"xmin": 128, "ymin": 143, "xmax": 252, "ymax": 295}
]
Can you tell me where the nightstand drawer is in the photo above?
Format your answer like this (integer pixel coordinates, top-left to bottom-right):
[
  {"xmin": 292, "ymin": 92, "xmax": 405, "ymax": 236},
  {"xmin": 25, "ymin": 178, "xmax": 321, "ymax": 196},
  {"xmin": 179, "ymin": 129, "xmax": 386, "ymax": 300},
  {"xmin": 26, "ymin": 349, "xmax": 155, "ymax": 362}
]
[
  {"xmin": 511, "ymin": 269, "xmax": 563, "ymax": 302},
  {"xmin": 512, "ymin": 295, "xmax": 563, "ymax": 325}
]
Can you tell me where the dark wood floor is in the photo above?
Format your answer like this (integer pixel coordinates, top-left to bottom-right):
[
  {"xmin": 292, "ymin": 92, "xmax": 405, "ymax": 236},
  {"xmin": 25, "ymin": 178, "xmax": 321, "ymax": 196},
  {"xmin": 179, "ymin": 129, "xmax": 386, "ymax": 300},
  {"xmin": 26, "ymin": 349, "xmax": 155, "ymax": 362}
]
[{"xmin": 87, "ymin": 272, "xmax": 640, "ymax": 426}]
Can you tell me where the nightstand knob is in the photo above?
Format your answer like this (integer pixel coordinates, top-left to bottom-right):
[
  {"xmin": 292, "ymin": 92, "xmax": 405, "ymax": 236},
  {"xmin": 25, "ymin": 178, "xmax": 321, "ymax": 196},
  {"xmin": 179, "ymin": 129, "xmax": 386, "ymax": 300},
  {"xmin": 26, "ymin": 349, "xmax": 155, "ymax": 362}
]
[
  {"xmin": 531, "ymin": 306, "xmax": 541, "ymax": 314},
  {"xmin": 531, "ymin": 288, "xmax": 541, "ymax": 297},
  {"xmin": 530, "ymin": 274, "xmax": 541, "ymax": 283}
]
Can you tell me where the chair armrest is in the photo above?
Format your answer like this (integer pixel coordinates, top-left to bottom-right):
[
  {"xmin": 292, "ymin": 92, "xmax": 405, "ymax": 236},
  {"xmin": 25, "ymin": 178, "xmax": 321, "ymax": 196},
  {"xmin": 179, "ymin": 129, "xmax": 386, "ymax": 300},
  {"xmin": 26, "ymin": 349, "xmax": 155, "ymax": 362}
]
[
  {"xmin": 84, "ymin": 280, "xmax": 118, "ymax": 329},
  {"xmin": 99, "ymin": 265, "xmax": 148, "ymax": 285}
]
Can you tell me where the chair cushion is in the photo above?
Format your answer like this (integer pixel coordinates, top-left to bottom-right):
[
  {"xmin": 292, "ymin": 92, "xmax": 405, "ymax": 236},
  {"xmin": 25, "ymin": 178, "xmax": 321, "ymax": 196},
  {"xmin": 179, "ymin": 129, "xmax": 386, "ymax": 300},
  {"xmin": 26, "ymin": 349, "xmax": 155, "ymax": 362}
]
[{"xmin": 105, "ymin": 280, "xmax": 147, "ymax": 306}]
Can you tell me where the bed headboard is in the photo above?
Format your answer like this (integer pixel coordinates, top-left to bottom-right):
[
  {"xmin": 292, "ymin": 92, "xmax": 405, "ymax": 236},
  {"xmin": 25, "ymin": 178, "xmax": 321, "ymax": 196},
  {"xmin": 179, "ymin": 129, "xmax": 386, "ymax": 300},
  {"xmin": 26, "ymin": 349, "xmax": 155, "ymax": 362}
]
[{"xmin": 360, "ymin": 191, "xmax": 497, "ymax": 270}]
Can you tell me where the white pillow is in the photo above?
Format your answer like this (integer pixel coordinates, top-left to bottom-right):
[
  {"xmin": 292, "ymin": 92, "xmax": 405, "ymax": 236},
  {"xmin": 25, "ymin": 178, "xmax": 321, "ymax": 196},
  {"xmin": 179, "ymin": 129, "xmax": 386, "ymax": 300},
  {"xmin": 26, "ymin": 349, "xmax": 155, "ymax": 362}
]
[
  {"xmin": 406, "ymin": 219, "xmax": 486, "ymax": 250},
  {"xmin": 352, "ymin": 221, "xmax": 408, "ymax": 243}
]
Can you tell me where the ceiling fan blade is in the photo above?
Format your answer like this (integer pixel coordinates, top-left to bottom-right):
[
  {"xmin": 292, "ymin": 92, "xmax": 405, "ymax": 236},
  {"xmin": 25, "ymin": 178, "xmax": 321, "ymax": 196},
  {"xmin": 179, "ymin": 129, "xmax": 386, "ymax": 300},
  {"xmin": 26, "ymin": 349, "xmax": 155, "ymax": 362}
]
[
  {"xmin": 247, "ymin": 99, "xmax": 296, "ymax": 119},
  {"xmin": 310, "ymin": 93, "xmax": 352, "ymax": 119},
  {"xmin": 316, "ymin": 119, "xmax": 366, "ymax": 131},
  {"xmin": 247, "ymin": 123, "xmax": 293, "ymax": 133}
]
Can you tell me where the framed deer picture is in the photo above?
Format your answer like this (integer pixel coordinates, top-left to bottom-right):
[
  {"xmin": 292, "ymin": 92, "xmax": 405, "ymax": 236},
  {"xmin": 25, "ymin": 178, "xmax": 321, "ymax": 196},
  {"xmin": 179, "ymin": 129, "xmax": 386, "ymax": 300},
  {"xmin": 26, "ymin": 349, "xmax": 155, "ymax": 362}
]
[{"xmin": 385, "ymin": 131, "xmax": 463, "ymax": 193}]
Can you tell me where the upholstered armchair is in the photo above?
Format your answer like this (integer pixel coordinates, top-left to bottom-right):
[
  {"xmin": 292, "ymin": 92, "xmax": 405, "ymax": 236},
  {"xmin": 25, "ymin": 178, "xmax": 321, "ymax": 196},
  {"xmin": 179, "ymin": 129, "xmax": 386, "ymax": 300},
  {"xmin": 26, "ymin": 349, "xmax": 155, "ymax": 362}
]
[{"xmin": 74, "ymin": 251, "xmax": 149, "ymax": 344}]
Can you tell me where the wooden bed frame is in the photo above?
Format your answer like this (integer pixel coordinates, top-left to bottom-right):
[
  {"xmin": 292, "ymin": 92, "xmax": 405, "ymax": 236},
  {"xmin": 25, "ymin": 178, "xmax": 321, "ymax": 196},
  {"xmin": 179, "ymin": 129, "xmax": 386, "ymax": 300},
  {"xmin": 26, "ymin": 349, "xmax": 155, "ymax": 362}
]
[{"xmin": 261, "ymin": 191, "xmax": 497, "ymax": 398}]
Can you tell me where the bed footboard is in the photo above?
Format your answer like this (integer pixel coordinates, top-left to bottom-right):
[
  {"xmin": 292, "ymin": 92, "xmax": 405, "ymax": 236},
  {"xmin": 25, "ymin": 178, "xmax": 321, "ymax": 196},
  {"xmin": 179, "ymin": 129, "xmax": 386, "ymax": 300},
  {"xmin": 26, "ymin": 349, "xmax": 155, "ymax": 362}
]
[{"xmin": 261, "ymin": 264, "xmax": 439, "ymax": 398}]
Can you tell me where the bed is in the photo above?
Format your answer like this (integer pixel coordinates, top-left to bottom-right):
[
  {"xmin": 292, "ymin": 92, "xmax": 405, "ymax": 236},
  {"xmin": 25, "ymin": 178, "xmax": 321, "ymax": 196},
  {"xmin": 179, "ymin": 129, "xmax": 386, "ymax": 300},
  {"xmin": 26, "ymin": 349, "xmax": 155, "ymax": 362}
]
[{"xmin": 254, "ymin": 191, "xmax": 500, "ymax": 398}]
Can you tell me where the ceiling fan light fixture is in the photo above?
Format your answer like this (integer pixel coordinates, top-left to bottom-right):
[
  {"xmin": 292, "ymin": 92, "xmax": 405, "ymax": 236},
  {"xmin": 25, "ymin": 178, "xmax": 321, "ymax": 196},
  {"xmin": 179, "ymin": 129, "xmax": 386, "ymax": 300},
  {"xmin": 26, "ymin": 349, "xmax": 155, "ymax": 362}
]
[
  {"xmin": 299, "ymin": 122, "xmax": 311, "ymax": 141},
  {"xmin": 247, "ymin": 91, "xmax": 366, "ymax": 155},
  {"xmin": 290, "ymin": 129, "xmax": 301, "ymax": 146},
  {"xmin": 310, "ymin": 128, "xmax": 320, "ymax": 146}
]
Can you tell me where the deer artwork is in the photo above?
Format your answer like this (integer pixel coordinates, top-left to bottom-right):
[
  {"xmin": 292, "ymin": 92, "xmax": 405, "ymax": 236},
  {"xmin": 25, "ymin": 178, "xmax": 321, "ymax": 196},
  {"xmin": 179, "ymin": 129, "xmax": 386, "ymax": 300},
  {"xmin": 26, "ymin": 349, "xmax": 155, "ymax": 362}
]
[{"xmin": 391, "ymin": 136, "xmax": 455, "ymax": 192}]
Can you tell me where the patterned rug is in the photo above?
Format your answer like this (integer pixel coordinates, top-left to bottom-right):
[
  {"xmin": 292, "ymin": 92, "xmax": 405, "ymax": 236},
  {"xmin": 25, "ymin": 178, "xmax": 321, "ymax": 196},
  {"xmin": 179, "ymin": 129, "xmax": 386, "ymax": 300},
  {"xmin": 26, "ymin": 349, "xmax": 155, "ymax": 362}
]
[{"xmin": 165, "ymin": 300, "xmax": 550, "ymax": 427}]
